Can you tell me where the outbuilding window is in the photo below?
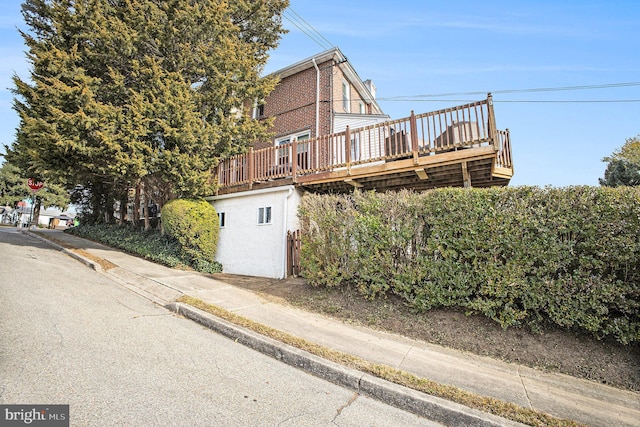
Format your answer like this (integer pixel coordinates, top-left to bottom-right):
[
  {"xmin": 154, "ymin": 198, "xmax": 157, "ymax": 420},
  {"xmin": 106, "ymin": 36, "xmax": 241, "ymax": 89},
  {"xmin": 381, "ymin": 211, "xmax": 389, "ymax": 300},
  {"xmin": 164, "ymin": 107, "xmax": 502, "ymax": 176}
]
[{"xmin": 258, "ymin": 206, "xmax": 272, "ymax": 225}]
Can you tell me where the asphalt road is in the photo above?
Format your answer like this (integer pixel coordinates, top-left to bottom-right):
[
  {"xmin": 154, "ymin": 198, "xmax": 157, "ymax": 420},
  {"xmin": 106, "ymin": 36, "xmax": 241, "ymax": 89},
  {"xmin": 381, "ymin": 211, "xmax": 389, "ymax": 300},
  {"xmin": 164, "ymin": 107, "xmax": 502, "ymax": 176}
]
[{"xmin": 0, "ymin": 228, "xmax": 441, "ymax": 426}]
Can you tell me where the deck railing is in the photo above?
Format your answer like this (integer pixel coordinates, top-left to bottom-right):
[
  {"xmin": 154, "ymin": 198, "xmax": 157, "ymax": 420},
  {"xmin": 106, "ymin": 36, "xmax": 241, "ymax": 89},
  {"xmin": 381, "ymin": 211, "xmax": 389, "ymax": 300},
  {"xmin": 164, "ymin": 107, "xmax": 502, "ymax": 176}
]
[
  {"xmin": 216, "ymin": 95, "xmax": 511, "ymax": 189},
  {"xmin": 495, "ymin": 129, "xmax": 512, "ymax": 169}
]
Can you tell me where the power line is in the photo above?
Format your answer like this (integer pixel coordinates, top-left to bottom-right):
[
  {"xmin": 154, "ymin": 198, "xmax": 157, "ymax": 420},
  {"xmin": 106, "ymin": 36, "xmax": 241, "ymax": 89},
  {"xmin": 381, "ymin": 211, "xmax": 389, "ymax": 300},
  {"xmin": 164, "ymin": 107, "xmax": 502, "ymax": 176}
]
[
  {"xmin": 277, "ymin": 9, "xmax": 639, "ymax": 106},
  {"xmin": 378, "ymin": 98, "xmax": 640, "ymax": 103},
  {"xmin": 495, "ymin": 81, "xmax": 640, "ymax": 94},
  {"xmin": 287, "ymin": 8, "xmax": 334, "ymax": 49},
  {"xmin": 283, "ymin": 12, "xmax": 328, "ymax": 50},
  {"xmin": 384, "ymin": 82, "xmax": 640, "ymax": 100},
  {"xmin": 283, "ymin": 8, "xmax": 333, "ymax": 51},
  {"xmin": 497, "ymin": 99, "xmax": 640, "ymax": 103}
]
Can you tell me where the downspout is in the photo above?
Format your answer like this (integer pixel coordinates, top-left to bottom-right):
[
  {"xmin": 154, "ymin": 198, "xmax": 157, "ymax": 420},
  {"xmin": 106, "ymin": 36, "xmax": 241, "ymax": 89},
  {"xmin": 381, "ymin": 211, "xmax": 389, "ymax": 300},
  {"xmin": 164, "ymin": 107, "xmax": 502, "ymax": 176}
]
[
  {"xmin": 311, "ymin": 57, "xmax": 320, "ymax": 137},
  {"xmin": 281, "ymin": 187, "xmax": 294, "ymax": 279}
]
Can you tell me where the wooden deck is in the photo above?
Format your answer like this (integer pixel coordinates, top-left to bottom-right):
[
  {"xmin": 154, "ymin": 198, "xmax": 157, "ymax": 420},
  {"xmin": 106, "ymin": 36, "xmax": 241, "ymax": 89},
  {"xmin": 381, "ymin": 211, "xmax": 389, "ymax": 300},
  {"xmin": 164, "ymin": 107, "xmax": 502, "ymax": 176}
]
[{"xmin": 215, "ymin": 94, "xmax": 513, "ymax": 195}]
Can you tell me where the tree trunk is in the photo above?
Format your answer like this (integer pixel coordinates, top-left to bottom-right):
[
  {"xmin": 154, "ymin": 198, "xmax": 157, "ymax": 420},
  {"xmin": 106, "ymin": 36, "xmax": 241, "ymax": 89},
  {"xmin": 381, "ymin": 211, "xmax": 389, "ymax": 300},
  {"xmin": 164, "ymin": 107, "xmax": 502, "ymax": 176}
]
[
  {"xmin": 143, "ymin": 192, "xmax": 150, "ymax": 231},
  {"xmin": 33, "ymin": 196, "xmax": 41, "ymax": 227},
  {"xmin": 118, "ymin": 193, "xmax": 127, "ymax": 225},
  {"xmin": 104, "ymin": 192, "xmax": 113, "ymax": 223},
  {"xmin": 156, "ymin": 198, "xmax": 164, "ymax": 231},
  {"xmin": 133, "ymin": 181, "xmax": 141, "ymax": 228}
]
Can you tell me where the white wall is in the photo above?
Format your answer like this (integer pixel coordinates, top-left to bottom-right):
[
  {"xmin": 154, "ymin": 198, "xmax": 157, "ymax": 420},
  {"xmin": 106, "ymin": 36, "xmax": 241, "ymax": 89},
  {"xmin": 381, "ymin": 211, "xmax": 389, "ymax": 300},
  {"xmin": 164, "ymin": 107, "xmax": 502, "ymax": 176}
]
[
  {"xmin": 333, "ymin": 113, "xmax": 389, "ymax": 134},
  {"xmin": 208, "ymin": 186, "xmax": 301, "ymax": 279}
]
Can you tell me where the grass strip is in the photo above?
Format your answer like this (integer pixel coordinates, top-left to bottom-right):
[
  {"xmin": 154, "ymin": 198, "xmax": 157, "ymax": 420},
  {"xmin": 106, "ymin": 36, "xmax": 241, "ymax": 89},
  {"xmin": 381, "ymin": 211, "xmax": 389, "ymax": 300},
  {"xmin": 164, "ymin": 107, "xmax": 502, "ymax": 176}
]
[
  {"xmin": 71, "ymin": 248, "xmax": 118, "ymax": 271},
  {"xmin": 178, "ymin": 295, "xmax": 583, "ymax": 427},
  {"xmin": 32, "ymin": 231, "xmax": 117, "ymax": 271}
]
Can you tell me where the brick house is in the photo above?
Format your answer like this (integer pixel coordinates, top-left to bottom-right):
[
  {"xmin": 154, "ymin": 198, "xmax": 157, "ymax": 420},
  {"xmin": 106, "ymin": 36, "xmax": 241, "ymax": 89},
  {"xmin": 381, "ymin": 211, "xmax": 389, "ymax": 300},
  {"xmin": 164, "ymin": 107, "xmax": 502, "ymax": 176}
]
[
  {"xmin": 207, "ymin": 48, "xmax": 514, "ymax": 278},
  {"xmin": 252, "ymin": 47, "xmax": 388, "ymax": 152}
]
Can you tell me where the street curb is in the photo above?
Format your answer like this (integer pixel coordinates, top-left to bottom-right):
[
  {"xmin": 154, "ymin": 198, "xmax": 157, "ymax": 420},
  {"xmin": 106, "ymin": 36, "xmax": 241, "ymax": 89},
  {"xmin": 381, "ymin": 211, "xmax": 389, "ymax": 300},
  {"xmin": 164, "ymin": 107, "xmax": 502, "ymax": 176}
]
[
  {"xmin": 23, "ymin": 230, "xmax": 102, "ymax": 272},
  {"xmin": 166, "ymin": 301, "xmax": 526, "ymax": 427},
  {"xmin": 26, "ymin": 231, "xmax": 184, "ymax": 306}
]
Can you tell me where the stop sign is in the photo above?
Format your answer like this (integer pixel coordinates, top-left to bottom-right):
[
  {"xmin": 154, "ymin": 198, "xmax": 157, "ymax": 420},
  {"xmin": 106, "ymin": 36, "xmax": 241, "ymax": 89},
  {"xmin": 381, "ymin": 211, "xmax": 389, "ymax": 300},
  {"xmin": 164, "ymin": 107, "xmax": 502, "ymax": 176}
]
[{"xmin": 27, "ymin": 178, "xmax": 44, "ymax": 192}]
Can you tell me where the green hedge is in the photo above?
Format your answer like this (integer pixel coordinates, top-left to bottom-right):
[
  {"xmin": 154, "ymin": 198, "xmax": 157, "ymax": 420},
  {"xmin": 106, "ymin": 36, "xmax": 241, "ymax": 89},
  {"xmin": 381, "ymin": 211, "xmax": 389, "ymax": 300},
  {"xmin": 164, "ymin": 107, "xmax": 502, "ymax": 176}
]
[
  {"xmin": 299, "ymin": 187, "xmax": 640, "ymax": 344},
  {"xmin": 161, "ymin": 198, "xmax": 220, "ymax": 273}
]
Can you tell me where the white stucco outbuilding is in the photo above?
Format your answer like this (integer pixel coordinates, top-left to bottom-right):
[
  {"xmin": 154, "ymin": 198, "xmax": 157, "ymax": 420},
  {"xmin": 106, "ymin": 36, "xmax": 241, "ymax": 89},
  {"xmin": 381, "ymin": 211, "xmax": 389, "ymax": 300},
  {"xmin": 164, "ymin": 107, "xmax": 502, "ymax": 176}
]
[{"xmin": 206, "ymin": 185, "xmax": 302, "ymax": 279}]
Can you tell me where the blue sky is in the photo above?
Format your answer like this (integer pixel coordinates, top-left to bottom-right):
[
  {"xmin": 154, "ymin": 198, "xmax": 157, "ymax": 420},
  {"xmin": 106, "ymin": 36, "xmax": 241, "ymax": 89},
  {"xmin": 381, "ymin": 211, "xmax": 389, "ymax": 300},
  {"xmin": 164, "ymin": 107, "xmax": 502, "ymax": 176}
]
[{"xmin": 1, "ymin": 1, "xmax": 639, "ymax": 187}]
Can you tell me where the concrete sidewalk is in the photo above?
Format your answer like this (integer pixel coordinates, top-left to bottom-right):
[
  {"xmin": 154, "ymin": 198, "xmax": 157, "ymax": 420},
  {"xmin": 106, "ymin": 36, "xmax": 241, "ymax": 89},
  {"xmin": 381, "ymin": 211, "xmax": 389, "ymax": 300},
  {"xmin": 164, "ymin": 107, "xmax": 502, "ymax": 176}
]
[{"xmin": 26, "ymin": 229, "xmax": 640, "ymax": 427}]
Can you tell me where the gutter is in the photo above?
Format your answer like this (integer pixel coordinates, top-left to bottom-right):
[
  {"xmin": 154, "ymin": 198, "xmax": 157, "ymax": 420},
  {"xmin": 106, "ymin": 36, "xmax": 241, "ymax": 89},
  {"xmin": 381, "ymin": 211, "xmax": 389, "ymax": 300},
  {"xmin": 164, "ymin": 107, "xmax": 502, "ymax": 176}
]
[{"xmin": 312, "ymin": 57, "xmax": 320, "ymax": 137}]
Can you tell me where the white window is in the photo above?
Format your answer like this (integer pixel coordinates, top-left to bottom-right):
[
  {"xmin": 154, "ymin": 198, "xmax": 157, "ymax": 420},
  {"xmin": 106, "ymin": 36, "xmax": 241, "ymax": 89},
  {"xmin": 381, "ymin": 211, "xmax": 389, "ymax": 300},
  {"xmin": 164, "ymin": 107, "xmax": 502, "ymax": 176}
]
[
  {"xmin": 275, "ymin": 131, "xmax": 310, "ymax": 146},
  {"xmin": 218, "ymin": 212, "xmax": 226, "ymax": 228},
  {"xmin": 275, "ymin": 131, "xmax": 310, "ymax": 172},
  {"xmin": 251, "ymin": 99, "xmax": 265, "ymax": 119},
  {"xmin": 252, "ymin": 104, "xmax": 264, "ymax": 119},
  {"xmin": 359, "ymin": 102, "xmax": 365, "ymax": 114},
  {"xmin": 258, "ymin": 206, "xmax": 272, "ymax": 225},
  {"xmin": 342, "ymin": 80, "xmax": 350, "ymax": 112},
  {"xmin": 295, "ymin": 133, "xmax": 310, "ymax": 169}
]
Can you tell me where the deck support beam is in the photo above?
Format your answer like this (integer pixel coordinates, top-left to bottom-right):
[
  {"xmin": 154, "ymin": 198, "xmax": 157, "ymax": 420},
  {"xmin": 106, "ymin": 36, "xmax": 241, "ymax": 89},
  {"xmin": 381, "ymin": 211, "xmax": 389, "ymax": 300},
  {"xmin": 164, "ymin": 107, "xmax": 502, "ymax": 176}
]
[
  {"xmin": 345, "ymin": 179, "xmax": 363, "ymax": 188},
  {"xmin": 415, "ymin": 168, "xmax": 428, "ymax": 180},
  {"xmin": 462, "ymin": 162, "xmax": 471, "ymax": 188}
]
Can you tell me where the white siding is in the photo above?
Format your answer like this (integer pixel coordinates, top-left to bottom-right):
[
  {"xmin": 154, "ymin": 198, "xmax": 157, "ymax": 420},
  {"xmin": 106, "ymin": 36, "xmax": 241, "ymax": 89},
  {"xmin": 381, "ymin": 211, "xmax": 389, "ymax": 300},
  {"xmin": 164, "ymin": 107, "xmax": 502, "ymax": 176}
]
[
  {"xmin": 209, "ymin": 186, "xmax": 301, "ymax": 279},
  {"xmin": 333, "ymin": 114, "xmax": 391, "ymax": 163},
  {"xmin": 333, "ymin": 113, "xmax": 389, "ymax": 134}
]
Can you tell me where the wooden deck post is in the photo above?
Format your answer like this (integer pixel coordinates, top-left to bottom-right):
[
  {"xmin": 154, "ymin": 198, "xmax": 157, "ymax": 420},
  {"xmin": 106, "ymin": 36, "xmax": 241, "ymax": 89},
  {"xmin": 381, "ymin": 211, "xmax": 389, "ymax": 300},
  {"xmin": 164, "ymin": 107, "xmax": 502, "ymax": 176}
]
[
  {"xmin": 345, "ymin": 125, "xmax": 351, "ymax": 175},
  {"xmin": 213, "ymin": 165, "xmax": 220, "ymax": 193},
  {"xmin": 410, "ymin": 110, "xmax": 419, "ymax": 164},
  {"xmin": 247, "ymin": 147, "xmax": 254, "ymax": 190},
  {"xmin": 487, "ymin": 93, "xmax": 498, "ymax": 151},
  {"xmin": 291, "ymin": 136, "xmax": 298, "ymax": 183}
]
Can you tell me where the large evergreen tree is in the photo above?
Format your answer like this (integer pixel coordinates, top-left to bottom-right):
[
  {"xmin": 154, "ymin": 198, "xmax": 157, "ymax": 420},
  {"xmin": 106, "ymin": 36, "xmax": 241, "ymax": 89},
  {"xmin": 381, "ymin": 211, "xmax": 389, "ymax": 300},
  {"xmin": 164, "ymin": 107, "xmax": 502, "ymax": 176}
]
[{"xmin": 6, "ymin": 0, "xmax": 287, "ymax": 222}]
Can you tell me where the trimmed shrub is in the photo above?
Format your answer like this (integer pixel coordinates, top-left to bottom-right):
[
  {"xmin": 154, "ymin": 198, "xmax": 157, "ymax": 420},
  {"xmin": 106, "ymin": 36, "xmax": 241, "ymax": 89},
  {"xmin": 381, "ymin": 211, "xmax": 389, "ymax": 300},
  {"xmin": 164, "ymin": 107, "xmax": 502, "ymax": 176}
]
[
  {"xmin": 299, "ymin": 187, "xmax": 640, "ymax": 344},
  {"xmin": 161, "ymin": 198, "xmax": 220, "ymax": 270},
  {"xmin": 298, "ymin": 194, "xmax": 358, "ymax": 287}
]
